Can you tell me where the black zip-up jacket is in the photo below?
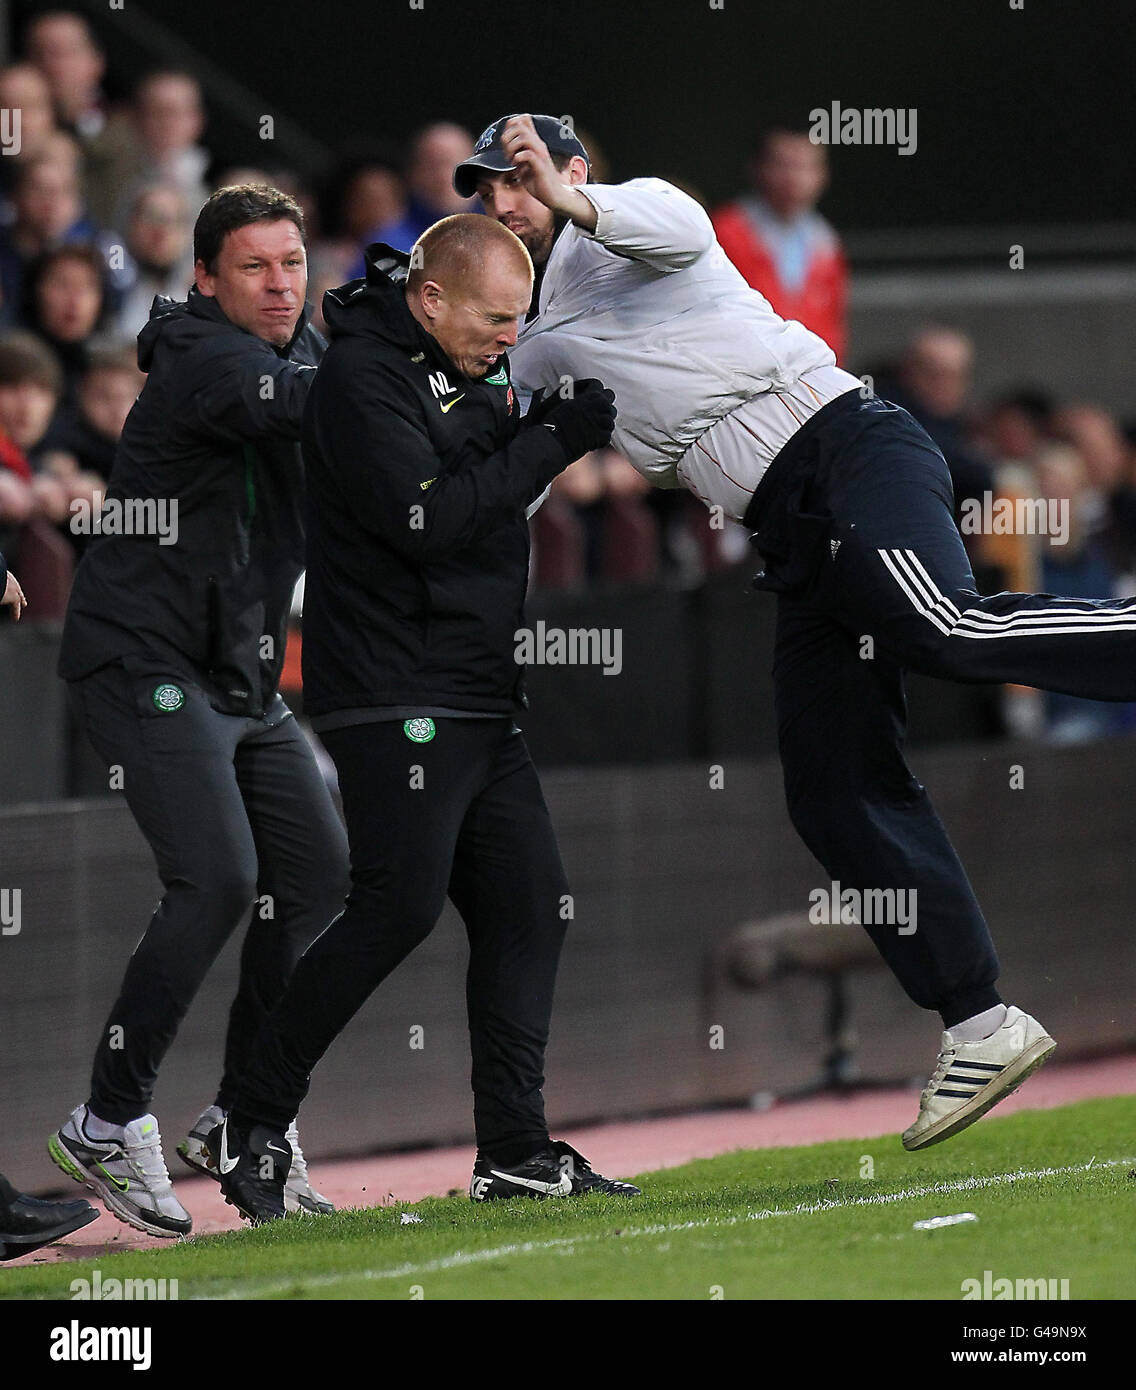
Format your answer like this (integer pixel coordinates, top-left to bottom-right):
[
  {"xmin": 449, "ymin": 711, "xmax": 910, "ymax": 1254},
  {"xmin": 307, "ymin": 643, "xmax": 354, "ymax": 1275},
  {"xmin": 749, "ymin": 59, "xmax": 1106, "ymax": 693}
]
[
  {"xmin": 300, "ymin": 244, "xmax": 570, "ymax": 718},
  {"xmin": 58, "ymin": 286, "xmax": 323, "ymax": 716}
]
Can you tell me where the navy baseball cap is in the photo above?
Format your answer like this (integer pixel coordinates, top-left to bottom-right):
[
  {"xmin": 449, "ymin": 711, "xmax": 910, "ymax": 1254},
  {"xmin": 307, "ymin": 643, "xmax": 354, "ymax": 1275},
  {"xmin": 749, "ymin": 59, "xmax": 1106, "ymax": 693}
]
[{"xmin": 453, "ymin": 114, "xmax": 590, "ymax": 198}]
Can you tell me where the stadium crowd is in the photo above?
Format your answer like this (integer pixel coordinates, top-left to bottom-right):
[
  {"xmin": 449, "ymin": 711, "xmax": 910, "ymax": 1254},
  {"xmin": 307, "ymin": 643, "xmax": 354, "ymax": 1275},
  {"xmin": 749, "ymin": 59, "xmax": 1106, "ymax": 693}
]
[{"xmin": 2, "ymin": 9, "xmax": 1135, "ymax": 743}]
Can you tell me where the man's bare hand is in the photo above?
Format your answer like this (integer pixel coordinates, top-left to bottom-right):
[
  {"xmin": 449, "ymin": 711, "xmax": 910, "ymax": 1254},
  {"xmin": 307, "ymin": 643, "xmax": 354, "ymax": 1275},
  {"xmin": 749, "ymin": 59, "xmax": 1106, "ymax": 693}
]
[
  {"xmin": 500, "ymin": 115, "xmax": 598, "ymax": 231},
  {"xmin": 2, "ymin": 569, "xmax": 27, "ymax": 621}
]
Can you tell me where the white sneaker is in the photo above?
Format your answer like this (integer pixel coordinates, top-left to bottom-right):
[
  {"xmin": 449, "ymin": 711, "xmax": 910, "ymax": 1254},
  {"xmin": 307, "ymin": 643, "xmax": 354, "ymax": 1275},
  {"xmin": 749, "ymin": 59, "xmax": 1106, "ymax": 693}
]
[
  {"xmin": 177, "ymin": 1104, "xmax": 227, "ymax": 1177},
  {"xmin": 179, "ymin": 1105, "xmax": 333, "ymax": 1214},
  {"xmin": 902, "ymin": 1006, "xmax": 1056, "ymax": 1151},
  {"xmin": 48, "ymin": 1105, "xmax": 191, "ymax": 1237},
  {"xmin": 284, "ymin": 1120, "xmax": 335, "ymax": 1215}
]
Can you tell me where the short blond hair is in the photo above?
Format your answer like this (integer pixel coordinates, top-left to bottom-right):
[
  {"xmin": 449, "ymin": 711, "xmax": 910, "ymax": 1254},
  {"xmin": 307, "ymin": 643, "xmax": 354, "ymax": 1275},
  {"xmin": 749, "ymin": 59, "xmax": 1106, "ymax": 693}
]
[{"xmin": 407, "ymin": 213, "xmax": 532, "ymax": 296}]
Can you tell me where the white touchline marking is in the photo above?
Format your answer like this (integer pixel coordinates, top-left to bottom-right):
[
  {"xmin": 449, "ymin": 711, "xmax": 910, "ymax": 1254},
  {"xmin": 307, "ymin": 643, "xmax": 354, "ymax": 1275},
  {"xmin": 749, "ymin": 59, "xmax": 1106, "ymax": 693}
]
[
  {"xmin": 745, "ymin": 1156, "xmax": 1134, "ymax": 1220},
  {"xmin": 203, "ymin": 1155, "xmax": 1134, "ymax": 1298}
]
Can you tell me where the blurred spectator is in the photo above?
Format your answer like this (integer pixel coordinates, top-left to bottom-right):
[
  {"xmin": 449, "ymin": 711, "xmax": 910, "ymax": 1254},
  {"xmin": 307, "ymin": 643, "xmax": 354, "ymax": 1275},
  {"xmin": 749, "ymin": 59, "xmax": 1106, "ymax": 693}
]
[
  {"xmin": 113, "ymin": 183, "xmax": 193, "ymax": 338},
  {"xmin": 712, "ymin": 129, "xmax": 848, "ymax": 361},
  {"xmin": 983, "ymin": 389, "xmax": 1053, "ymax": 469},
  {"xmin": 977, "ymin": 390, "xmax": 1082, "ymax": 737},
  {"xmin": 109, "ymin": 71, "xmax": 210, "ymax": 231},
  {"xmin": 0, "ymin": 153, "xmax": 94, "ymax": 315},
  {"xmin": 0, "ymin": 337, "xmax": 41, "ymax": 535},
  {"xmin": 0, "ymin": 433, "xmax": 38, "ymax": 570},
  {"xmin": 1052, "ymin": 402, "xmax": 1129, "ymax": 498},
  {"xmin": 875, "ymin": 326, "xmax": 994, "ymax": 530},
  {"xmin": 35, "ymin": 127, "xmax": 84, "ymax": 177},
  {"xmin": 0, "ymin": 331, "xmax": 70, "ymax": 520},
  {"xmin": 22, "ymin": 243, "xmax": 112, "ymax": 408},
  {"xmin": 135, "ymin": 72, "xmax": 206, "ymax": 176},
  {"xmin": 1052, "ymin": 402, "xmax": 1136, "ymax": 581},
  {"xmin": 351, "ymin": 124, "xmax": 474, "ymax": 264},
  {"xmin": 24, "ymin": 10, "xmax": 107, "ymax": 139},
  {"xmin": 0, "ymin": 328, "xmax": 103, "ymax": 532},
  {"xmin": 43, "ymin": 343, "xmax": 142, "ymax": 479},
  {"xmin": 974, "ymin": 392, "xmax": 1136, "ymax": 742},
  {"xmin": 0, "ymin": 64, "xmax": 59, "ymax": 216},
  {"xmin": 327, "ymin": 151, "xmax": 409, "ymax": 248},
  {"xmin": 404, "ymin": 123, "xmax": 474, "ymax": 228},
  {"xmin": 980, "ymin": 389, "xmax": 1063, "ymax": 592},
  {"xmin": 0, "ymin": 328, "xmax": 105, "ymax": 615},
  {"xmin": 1036, "ymin": 435, "xmax": 1133, "ymax": 741}
]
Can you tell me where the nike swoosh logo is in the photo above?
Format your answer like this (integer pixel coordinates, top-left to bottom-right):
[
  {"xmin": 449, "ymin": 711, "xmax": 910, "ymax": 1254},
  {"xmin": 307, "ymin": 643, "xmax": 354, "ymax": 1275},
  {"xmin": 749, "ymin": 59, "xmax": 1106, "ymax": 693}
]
[
  {"xmin": 218, "ymin": 1122, "xmax": 239, "ymax": 1175},
  {"xmin": 489, "ymin": 1170, "xmax": 572, "ymax": 1195},
  {"xmin": 96, "ymin": 1161, "xmax": 129, "ymax": 1193},
  {"xmin": 439, "ymin": 394, "xmax": 465, "ymax": 413},
  {"xmin": 266, "ymin": 1143, "xmax": 289, "ymax": 1159}
]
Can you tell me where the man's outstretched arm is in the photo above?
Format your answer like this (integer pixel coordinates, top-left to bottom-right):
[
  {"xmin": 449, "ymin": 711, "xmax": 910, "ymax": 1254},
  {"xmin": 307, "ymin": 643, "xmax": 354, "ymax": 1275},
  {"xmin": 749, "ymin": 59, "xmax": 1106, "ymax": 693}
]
[{"xmin": 500, "ymin": 113, "xmax": 713, "ymax": 271}]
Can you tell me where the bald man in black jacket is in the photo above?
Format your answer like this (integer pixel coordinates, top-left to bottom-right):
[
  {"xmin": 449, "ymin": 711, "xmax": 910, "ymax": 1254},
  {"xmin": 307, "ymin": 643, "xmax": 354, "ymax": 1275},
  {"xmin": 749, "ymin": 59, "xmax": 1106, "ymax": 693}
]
[{"xmin": 211, "ymin": 217, "xmax": 640, "ymax": 1221}]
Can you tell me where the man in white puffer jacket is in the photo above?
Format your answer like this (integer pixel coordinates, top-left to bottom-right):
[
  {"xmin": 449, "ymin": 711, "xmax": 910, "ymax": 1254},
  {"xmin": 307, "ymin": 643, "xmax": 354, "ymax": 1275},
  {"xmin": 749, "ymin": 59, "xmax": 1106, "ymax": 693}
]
[
  {"xmin": 456, "ymin": 113, "xmax": 1136, "ymax": 1153},
  {"xmin": 458, "ymin": 117, "xmax": 845, "ymax": 510}
]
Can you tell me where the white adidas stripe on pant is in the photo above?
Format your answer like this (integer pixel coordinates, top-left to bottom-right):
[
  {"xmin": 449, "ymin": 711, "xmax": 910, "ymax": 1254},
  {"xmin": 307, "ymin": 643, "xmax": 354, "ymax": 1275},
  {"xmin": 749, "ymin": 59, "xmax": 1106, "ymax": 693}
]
[{"xmin": 878, "ymin": 549, "xmax": 1136, "ymax": 639}]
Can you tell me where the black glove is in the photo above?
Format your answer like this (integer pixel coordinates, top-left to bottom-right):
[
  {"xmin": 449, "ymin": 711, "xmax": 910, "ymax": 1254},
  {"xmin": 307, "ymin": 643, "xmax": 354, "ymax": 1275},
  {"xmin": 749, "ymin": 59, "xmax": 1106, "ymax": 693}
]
[
  {"xmin": 521, "ymin": 377, "xmax": 606, "ymax": 429},
  {"xmin": 539, "ymin": 380, "xmax": 617, "ymax": 462},
  {"xmin": 520, "ymin": 387, "xmax": 558, "ymax": 429}
]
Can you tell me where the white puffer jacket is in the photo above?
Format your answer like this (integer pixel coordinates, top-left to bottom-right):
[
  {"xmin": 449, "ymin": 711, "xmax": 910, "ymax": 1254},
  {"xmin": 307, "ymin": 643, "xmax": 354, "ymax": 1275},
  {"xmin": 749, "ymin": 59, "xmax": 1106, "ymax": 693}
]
[{"xmin": 508, "ymin": 177, "xmax": 836, "ymax": 486}]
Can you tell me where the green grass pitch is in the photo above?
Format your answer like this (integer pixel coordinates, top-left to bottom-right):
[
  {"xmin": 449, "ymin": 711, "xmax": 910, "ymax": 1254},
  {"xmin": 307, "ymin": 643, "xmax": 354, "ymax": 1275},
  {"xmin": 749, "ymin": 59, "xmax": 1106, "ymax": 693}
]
[{"xmin": 5, "ymin": 1096, "xmax": 1134, "ymax": 1300}]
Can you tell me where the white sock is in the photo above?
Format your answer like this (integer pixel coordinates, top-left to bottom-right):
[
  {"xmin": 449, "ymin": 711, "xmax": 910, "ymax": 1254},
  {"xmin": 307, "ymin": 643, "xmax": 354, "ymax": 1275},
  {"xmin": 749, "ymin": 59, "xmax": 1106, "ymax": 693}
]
[
  {"xmin": 84, "ymin": 1109, "xmax": 129, "ymax": 1140},
  {"xmin": 950, "ymin": 1004, "xmax": 1008, "ymax": 1044}
]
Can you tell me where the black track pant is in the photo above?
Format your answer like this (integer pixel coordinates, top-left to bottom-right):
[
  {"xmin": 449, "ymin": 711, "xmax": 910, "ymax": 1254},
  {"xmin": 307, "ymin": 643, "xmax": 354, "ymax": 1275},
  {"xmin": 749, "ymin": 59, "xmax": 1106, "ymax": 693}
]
[
  {"xmin": 233, "ymin": 717, "xmax": 570, "ymax": 1159},
  {"xmin": 72, "ymin": 657, "xmax": 349, "ymax": 1124},
  {"xmin": 745, "ymin": 392, "xmax": 1136, "ymax": 1025}
]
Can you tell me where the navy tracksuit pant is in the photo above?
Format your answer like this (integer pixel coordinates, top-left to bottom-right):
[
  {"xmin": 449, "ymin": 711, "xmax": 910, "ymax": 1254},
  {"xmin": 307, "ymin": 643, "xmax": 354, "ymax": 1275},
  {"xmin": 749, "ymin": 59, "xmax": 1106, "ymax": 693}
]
[{"xmin": 743, "ymin": 392, "xmax": 1136, "ymax": 1026}]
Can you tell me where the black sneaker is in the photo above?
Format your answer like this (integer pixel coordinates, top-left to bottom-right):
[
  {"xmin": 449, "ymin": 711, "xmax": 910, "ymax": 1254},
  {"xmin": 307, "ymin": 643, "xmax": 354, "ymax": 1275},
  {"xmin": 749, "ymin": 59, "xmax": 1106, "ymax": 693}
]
[
  {"xmin": 470, "ymin": 1140, "xmax": 641, "ymax": 1202},
  {"xmin": 0, "ymin": 1188, "xmax": 98, "ymax": 1260},
  {"xmin": 204, "ymin": 1116, "xmax": 290, "ymax": 1226}
]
